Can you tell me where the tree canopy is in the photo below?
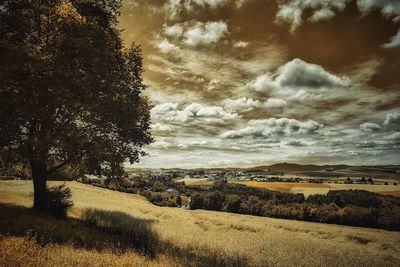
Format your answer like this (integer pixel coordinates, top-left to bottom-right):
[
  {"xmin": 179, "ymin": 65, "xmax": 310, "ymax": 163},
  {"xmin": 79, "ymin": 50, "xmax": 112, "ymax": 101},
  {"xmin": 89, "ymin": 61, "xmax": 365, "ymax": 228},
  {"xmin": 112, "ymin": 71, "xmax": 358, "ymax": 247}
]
[{"xmin": 0, "ymin": 0, "xmax": 153, "ymax": 211}]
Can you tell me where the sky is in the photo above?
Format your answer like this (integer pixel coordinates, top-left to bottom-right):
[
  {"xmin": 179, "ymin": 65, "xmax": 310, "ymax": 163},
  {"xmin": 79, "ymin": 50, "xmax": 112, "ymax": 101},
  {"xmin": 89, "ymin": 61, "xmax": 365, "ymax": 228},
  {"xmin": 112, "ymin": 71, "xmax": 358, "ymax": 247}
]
[{"xmin": 119, "ymin": 0, "xmax": 400, "ymax": 168}]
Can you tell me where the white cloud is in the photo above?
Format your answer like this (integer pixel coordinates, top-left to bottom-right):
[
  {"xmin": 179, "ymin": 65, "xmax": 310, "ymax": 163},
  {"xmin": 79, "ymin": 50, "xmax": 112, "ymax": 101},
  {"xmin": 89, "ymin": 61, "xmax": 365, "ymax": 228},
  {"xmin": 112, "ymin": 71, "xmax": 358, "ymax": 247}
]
[
  {"xmin": 220, "ymin": 117, "xmax": 322, "ymax": 138},
  {"xmin": 150, "ymin": 102, "xmax": 179, "ymax": 122},
  {"xmin": 233, "ymin": 40, "xmax": 249, "ymax": 48},
  {"xmin": 163, "ymin": 0, "xmax": 248, "ymax": 20},
  {"xmin": 151, "ymin": 102, "xmax": 238, "ymax": 125},
  {"xmin": 264, "ymin": 98, "xmax": 287, "ymax": 108},
  {"xmin": 247, "ymin": 58, "xmax": 350, "ymax": 97},
  {"xmin": 150, "ymin": 140, "xmax": 174, "ymax": 149},
  {"xmin": 191, "ymin": 0, "xmax": 229, "ymax": 9},
  {"xmin": 276, "ymin": 0, "xmax": 348, "ymax": 32},
  {"xmin": 382, "ymin": 29, "xmax": 400, "ymax": 48},
  {"xmin": 288, "ymin": 89, "xmax": 322, "ymax": 101},
  {"xmin": 184, "ymin": 21, "xmax": 228, "ymax": 46},
  {"xmin": 357, "ymin": 0, "xmax": 400, "ymax": 20},
  {"xmin": 383, "ymin": 112, "xmax": 400, "ymax": 126},
  {"xmin": 276, "ymin": 0, "xmax": 400, "ymax": 47},
  {"xmin": 246, "ymin": 73, "xmax": 274, "ymax": 93},
  {"xmin": 222, "ymin": 97, "xmax": 288, "ymax": 112},
  {"xmin": 386, "ymin": 131, "xmax": 400, "ymax": 140},
  {"xmin": 163, "ymin": 23, "xmax": 184, "ymax": 37},
  {"xmin": 223, "ymin": 97, "xmax": 261, "ymax": 112},
  {"xmin": 152, "ymin": 123, "xmax": 174, "ymax": 132},
  {"xmin": 360, "ymin": 122, "xmax": 381, "ymax": 132},
  {"xmin": 309, "ymin": 8, "xmax": 336, "ymax": 22},
  {"xmin": 161, "ymin": 21, "xmax": 228, "ymax": 47},
  {"xmin": 158, "ymin": 39, "xmax": 178, "ymax": 53}
]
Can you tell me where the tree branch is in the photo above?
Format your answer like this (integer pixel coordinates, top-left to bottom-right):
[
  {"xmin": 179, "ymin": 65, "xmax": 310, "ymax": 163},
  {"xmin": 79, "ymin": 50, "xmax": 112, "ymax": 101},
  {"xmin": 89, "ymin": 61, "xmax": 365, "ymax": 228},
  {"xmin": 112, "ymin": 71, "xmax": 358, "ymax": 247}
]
[{"xmin": 46, "ymin": 160, "xmax": 70, "ymax": 176}]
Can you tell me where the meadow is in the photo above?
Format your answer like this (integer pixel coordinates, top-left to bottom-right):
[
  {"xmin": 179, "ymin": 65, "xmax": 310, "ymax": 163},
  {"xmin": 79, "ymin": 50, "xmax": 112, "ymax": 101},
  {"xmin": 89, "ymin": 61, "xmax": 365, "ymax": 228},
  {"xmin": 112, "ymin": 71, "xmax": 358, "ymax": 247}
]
[{"xmin": 1, "ymin": 181, "xmax": 400, "ymax": 266}]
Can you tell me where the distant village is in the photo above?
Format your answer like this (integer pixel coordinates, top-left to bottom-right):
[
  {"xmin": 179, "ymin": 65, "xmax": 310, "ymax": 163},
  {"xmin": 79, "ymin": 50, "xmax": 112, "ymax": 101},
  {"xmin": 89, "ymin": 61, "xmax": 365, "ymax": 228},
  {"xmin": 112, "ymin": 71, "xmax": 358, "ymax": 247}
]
[{"xmin": 84, "ymin": 168, "xmax": 390, "ymax": 186}]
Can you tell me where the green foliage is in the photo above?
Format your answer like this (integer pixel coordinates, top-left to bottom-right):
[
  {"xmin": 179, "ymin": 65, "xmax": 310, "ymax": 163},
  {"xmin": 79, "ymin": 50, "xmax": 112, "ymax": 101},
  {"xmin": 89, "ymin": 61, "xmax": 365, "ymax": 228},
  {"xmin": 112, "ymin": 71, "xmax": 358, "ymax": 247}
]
[
  {"xmin": 0, "ymin": 0, "xmax": 152, "ymax": 210},
  {"xmin": 176, "ymin": 195, "xmax": 182, "ymax": 206},
  {"xmin": 152, "ymin": 181, "xmax": 166, "ymax": 192},
  {"xmin": 187, "ymin": 183, "xmax": 400, "ymax": 230},
  {"xmin": 189, "ymin": 193, "xmax": 205, "ymax": 210},
  {"xmin": 225, "ymin": 195, "xmax": 241, "ymax": 213},
  {"xmin": 46, "ymin": 184, "xmax": 73, "ymax": 218}
]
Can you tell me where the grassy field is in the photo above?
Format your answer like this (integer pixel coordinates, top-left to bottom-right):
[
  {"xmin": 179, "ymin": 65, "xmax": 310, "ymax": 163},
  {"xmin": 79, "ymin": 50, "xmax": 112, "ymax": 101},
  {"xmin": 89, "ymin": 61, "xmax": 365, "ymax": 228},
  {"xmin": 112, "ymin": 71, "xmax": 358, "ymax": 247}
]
[
  {"xmin": 1, "ymin": 181, "xmax": 400, "ymax": 266},
  {"xmin": 234, "ymin": 181, "xmax": 400, "ymax": 197},
  {"xmin": 176, "ymin": 178, "xmax": 214, "ymax": 186}
]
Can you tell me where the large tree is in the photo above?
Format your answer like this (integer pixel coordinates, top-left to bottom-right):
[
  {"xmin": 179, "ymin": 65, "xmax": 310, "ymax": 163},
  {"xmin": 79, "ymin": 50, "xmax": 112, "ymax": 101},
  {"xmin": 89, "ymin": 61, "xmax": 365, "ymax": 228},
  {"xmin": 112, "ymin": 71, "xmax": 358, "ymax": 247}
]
[{"xmin": 0, "ymin": 0, "xmax": 153, "ymax": 211}]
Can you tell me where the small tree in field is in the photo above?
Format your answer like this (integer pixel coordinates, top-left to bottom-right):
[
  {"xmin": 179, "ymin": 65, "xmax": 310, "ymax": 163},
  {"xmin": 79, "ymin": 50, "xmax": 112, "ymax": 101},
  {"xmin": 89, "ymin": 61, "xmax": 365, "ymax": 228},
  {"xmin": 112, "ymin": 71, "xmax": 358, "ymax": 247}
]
[{"xmin": 0, "ymin": 0, "xmax": 152, "ymax": 212}]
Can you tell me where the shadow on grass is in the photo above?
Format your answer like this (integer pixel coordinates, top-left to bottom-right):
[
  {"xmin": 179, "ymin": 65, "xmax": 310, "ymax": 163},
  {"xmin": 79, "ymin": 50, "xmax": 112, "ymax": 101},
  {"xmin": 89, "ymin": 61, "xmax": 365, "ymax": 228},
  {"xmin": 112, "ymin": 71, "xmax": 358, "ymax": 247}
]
[{"xmin": 0, "ymin": 203, "xmax": 250, "ymax": 267}]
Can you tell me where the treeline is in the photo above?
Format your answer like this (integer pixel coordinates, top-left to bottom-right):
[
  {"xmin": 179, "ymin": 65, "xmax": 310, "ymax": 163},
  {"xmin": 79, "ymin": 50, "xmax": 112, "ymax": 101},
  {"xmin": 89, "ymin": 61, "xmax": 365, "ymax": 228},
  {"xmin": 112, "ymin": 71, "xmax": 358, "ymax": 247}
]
[{"xmin": 189, "ymin": 181, "xmax": 400, "ymax": 230}]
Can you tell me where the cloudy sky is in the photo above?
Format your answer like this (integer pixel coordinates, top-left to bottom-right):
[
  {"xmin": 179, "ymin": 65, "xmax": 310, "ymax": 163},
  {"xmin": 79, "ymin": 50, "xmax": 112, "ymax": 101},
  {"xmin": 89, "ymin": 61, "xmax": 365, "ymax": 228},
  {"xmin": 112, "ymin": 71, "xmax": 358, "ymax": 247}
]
[{"xmin": 119, "ymin": 0, "xmax": 400, "ymax": 168}]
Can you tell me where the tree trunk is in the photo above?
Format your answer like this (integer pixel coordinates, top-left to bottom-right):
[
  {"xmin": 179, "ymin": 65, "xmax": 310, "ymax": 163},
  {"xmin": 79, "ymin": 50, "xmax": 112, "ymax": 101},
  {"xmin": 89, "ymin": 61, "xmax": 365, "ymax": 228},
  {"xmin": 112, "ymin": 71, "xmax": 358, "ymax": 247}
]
[{"xmin": 30, "ymin": 161, "xmax": 48, "ymax": 211}]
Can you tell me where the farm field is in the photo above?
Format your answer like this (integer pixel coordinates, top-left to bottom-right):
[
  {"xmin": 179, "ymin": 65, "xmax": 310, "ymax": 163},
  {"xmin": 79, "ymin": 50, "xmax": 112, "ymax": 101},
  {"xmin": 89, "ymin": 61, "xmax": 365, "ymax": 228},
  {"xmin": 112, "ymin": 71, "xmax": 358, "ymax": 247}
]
[
  {"xmin": 1, "ymin": 181, "xmax": 400, "ymax": 266},
  {"xmin": 176, "ymin": 178, "xmax": 214, "ymax": 186},
  {"xmin": 233, "ymin": 181, "xmax": 400, "ymax": 197}
]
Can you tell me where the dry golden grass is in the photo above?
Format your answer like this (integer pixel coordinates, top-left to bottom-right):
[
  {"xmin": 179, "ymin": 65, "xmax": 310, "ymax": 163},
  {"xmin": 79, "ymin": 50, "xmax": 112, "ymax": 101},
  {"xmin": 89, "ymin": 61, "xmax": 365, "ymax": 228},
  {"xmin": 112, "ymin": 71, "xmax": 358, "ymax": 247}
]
[
  {"xmin": 176, "ymin": 178, "xmax": 214, "ymax": 186},
  {"xmin": 1, "ymin": 181, "xmax": 400, "ymax": 267},
  {"xmin": 0, "ymin": 236, "xmax": 177, "ymax": 267}
]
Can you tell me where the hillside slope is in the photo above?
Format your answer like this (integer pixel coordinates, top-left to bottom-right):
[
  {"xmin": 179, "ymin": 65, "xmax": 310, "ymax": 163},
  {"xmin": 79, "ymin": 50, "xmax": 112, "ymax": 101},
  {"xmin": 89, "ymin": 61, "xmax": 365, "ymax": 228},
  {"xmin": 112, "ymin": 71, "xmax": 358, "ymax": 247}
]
[{"xmin": 1, "ymin": 181, "xmax": 399, "ymax": 266}]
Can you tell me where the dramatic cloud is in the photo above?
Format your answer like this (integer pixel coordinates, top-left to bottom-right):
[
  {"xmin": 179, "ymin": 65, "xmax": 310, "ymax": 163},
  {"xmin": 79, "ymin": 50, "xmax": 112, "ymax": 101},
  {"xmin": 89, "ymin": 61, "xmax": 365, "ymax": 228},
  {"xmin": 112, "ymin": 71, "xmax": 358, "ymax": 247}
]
[
  {"xmin": 264, "ymin": 98, "xmax": 288, "ymax": 108},
  {"xmin": 163, "ymin": 0, "xmax": 247, "ymax": 19},
  {"xmin": 184, "ymin": 21, "xmax": 228, "ymax": 46},
  {"xmin": 276, "ymin": 0, "xmax": 348, "ymax": 32},
  {"xmin": 163, "ymin": 23, "xmax": 184, "ymax": 37},
  {"xmin": 382, "ymin": 29, "xmax": 400, "ymax": 48},
  {"xmin": 160, "ymin": 20, "xmax": 228, "ymax": 47},
  {"xmin": 158, "ymin": 39, "xmax": 178, "ymax": 53},
  {"xmin": 383, "ymin": 112, "xmax": 400, "ymax": 126},
  {"xmin": 151, "ymin": 102, "xmax": 238, "ymax": 125},
  {"xmin": 152, "ymin": 123, "xmax": 174, "ymax": 132},
  {"xmin": 220, "ymin": 118, "xmax": 322, "ymax": 139},
  {"xmin": 286, "ymin": 140, "xmax": 307, "ymax": 146},
  {"xmin": 223, "ymin": 97, "xmax": 261, "ymax": 113},
  {"xmin": 247, "ymin": 58, "xmax": 351, "ymax": 95},
  {"xmin": 118, "ymin": 0, "xmax": 400, "ymax": 167},
  {"xmin": 360, "ymin": 122, "xmax": 381, "ymax": 132},
  {"xmin": 276, "ymin": 0, "xmax": 400, "ymax": 47}
]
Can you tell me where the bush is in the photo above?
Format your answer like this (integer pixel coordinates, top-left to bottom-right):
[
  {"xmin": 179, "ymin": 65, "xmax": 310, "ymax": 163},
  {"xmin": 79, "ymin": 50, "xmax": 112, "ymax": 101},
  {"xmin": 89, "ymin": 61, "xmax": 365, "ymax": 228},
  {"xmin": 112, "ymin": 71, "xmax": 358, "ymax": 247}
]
[
  {"xmin": 225, "ymin": 195, "xmax": 241, "ymax": 213},
  {"xmin": 46, "ymin": 184, "xmax": 73, "ymax": 218},
  {"xmin": 176, "ymin": 195, "xmax": 182, "ymax": 206},
  {"xmin": 125, "ymin": 187, "xmax": 136, "ymax": 194},
  {"xmin": 189, "ymin": 193, "xmax": 204, "ymax": 210},
  {"xmin": 152, "ymin": 181, "xmax": 165, "ymax": 192}
]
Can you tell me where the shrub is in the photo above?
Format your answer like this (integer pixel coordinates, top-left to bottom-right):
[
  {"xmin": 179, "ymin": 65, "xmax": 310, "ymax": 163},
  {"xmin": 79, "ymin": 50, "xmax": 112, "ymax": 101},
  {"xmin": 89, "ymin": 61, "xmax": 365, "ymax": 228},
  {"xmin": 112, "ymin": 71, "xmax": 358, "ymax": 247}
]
[
  {"xmin": 152, "ymin": 181, "xmax": 165, "ymax": 192},
  {"xmin": 46, "ymin": 184, "xmax": 73, "ymax": 218},
  {"xmin": 125, "ymin": 187, "xmax": 136, "ymax": 194},
  {"xmin": 204, "ymin": 192, "xmax": 225, "ymax": 211},
  {"xmin": 176, "ymin": 195, "xmax": 182, "ymax": 206},
  {"xmin": 189, "ymin": 193, "xmax": 205, "ymax": 210},
  {"xmin": 225, "ymin": 195, "xmax": 241, "ymax": 213}
]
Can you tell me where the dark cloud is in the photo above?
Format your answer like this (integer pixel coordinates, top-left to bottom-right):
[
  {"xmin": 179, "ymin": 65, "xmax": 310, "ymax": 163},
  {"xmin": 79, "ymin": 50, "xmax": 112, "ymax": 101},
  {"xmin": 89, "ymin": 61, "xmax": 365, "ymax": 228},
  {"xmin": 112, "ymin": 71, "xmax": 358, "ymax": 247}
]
[
  {"xmin": 117, "ymin": 0, "xmax": 400, "ymax": 167},
  {"xmin": 286, "ymin": 140, "xmax": 307, "ymax": 147}
]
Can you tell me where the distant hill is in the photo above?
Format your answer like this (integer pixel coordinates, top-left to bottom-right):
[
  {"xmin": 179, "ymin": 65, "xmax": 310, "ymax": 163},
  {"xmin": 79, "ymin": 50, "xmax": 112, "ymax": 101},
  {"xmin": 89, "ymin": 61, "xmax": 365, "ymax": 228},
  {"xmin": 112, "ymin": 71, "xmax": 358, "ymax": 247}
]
[{"xmin": 248, "ymin": 163, "xmax": 349, "ymax": 172}]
